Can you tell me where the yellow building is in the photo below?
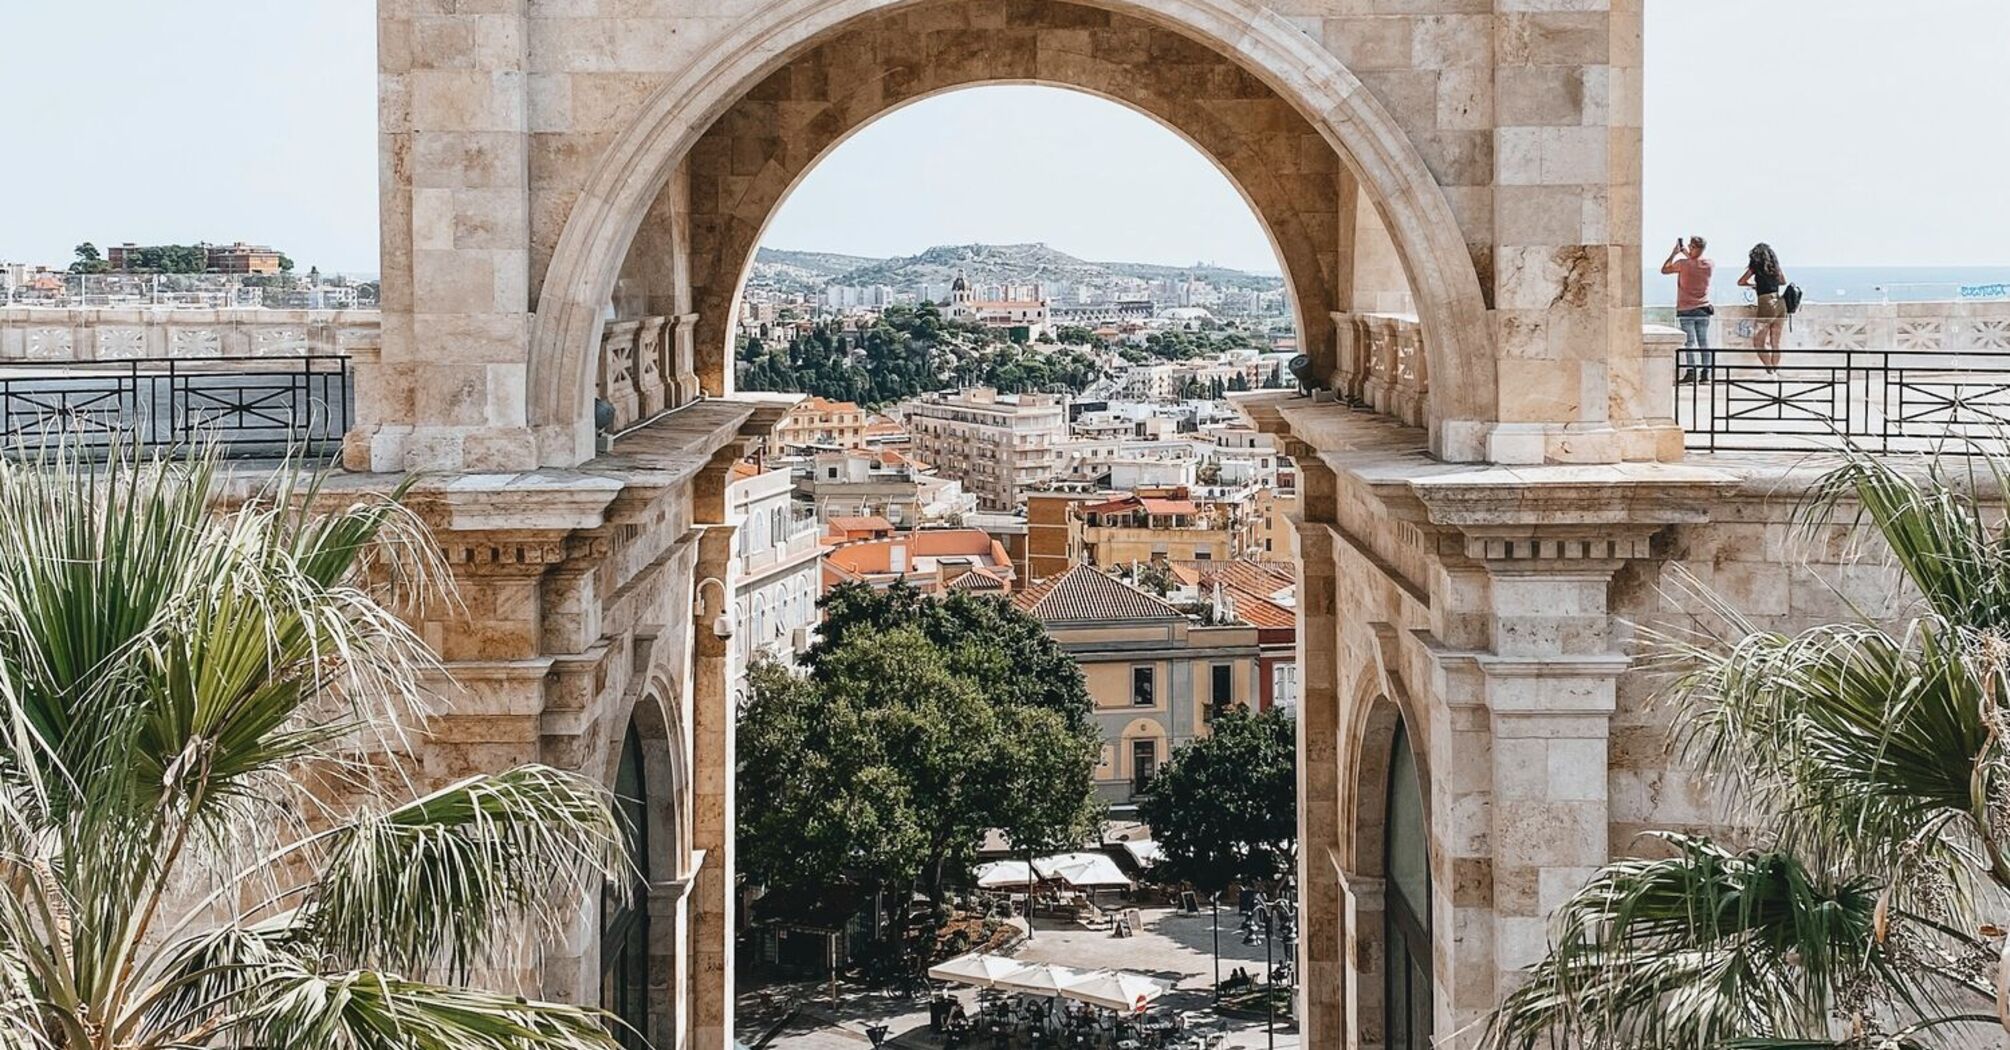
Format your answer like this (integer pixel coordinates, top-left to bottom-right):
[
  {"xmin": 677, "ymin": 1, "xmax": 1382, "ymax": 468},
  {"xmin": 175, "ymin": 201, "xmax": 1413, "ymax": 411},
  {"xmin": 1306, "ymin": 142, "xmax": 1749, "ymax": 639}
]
[
  {"xmin": 1069, "ymin": 485, "xmax": 1263, "ymax": 569},
  {"xmin": 773, "ymin": 396, "xmax": 868, "ymax": 449},
  {"xmin": 1014, "ymin": 564, "xmax": 1261, "ymax": 806}
]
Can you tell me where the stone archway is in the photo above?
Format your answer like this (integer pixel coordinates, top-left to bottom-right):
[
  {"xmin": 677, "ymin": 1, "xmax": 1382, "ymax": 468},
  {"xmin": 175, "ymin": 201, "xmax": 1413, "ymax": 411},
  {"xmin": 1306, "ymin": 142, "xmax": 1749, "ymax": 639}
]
[
  {"xmin": 523, "ymin": 0, "xmax": 1494, "ymax": 468},
  {"xmin": 671, "ymin": 4, "xmax": 1350, "ymax": 402},
  {"xmin": 597, "ymin": 681, "xmax": 695, "ymax": 1050}
]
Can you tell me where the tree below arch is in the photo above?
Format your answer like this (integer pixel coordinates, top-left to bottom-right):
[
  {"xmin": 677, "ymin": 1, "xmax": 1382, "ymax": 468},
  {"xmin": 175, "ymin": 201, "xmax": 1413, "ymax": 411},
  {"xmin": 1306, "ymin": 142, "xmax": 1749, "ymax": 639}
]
[{"xmin": 1139, "ymin": 706, "xmax": 1296, "ymax": 895}]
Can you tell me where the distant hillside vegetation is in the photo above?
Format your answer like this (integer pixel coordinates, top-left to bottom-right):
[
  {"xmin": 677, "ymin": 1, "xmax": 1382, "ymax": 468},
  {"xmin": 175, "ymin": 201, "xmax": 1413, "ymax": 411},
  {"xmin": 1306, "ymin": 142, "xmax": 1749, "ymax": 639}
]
[{"xmin": 749, "ymin": 242, "xmax": 1283, "ymax": 295}]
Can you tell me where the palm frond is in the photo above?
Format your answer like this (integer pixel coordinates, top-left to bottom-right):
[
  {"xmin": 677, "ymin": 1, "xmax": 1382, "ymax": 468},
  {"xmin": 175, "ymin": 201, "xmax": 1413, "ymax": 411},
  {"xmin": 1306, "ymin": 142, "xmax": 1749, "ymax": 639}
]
[
  {"xmin": 303, "ymin": 765, "xmax": 628, "ymax": 979},
  {"xmin": 222, "ymin": 962, "xmax": 618, "ymax": 1050},
  {"xmin": 1480, "ymin": 834, "xmax": 1996, "ymax": 1050}
]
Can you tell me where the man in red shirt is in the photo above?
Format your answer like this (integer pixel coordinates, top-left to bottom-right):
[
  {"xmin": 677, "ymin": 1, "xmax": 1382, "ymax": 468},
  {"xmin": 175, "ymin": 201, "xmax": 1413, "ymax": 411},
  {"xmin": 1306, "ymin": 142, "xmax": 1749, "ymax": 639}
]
[
  {"xmin": 1661, "ymin": 236, "xmax": 1715, "ymax": 383},
  {"xmin": 1656, "ymin": 235, "xmax": 1720, "ymax": 382}
]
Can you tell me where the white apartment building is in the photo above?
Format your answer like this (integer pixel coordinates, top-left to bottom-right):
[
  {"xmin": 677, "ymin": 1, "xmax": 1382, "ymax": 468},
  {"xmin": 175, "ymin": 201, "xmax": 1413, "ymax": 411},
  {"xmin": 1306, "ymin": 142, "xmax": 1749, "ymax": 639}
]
[
  {"xmin": 726, "ymin": 461, "xmax": 824, "ymax": 673},
  {"xmin": 898, "ymin": 387, "xmax": 1067, "ymax": 512},
  {"xmin": 794, "ymin": 448, "xmax": 977, "ymax": 526}
]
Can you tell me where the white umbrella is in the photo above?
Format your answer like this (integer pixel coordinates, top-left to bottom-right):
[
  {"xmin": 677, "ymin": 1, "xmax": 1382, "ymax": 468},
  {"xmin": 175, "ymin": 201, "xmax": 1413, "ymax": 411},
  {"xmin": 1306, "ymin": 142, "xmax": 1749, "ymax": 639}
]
[
  {"xmin": 927, "ymin": 952, "xmax": 1033, "ymax": 987},
  {"xmin": 1061, "ymin": 970, "xmax": 1166, "ymax": 1013},
  {"xmin": 974, "ymin": 859, "xmax": 1037, "ymax": 889},
  {"xmin": 993, "ymin": 962, "xmax": 1093, "ymax": 998},
  {"xmin": 1035, "ymin": 851, "xmax": 1131, "ymax": 888}
]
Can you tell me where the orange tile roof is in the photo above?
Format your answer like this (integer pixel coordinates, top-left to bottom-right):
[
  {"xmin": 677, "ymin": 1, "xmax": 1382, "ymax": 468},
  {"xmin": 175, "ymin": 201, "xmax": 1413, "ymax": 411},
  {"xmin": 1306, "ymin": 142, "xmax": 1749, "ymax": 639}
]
[
  {"xmin": 947, "ymin": 567, "xmax": 1008, "ymax": 591},
  {"xmin": 827, "ymin": 515, "xmax": 895, "ymax": 534},
  {"xmin": 1173, "ymin": 559, "xmax": 1297, "ymax": 630},
  {"xmin": 729, "ymin": 460, "xmax": 762, "ymax": 480},
  {"xmin": 1139, "ymin": 498, "xmax": 1199, "ymax": 516},
  {"xmin": 822, "ymin": 530, "xmax": 1014, "ymax": 582},
  {"xmin": 1014, "ymin": 565, "xmax": 1182, "ymax": 624}
]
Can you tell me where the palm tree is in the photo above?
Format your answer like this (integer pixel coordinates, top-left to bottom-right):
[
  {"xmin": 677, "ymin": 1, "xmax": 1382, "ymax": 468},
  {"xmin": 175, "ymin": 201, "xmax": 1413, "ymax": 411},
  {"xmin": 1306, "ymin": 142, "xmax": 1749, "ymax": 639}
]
[
  {"xmin": 1483, "ymin": 449, "xmax": 2010, "ymax": 1049},
  {"xmin": 0, "ymin": 442, "xmax": 628, "ymax": 1050}
]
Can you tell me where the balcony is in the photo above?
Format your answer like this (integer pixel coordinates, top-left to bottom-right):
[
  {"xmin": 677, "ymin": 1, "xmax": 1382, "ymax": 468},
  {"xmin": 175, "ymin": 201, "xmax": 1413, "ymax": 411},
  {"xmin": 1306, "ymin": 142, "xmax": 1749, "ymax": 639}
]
[
  {"xmin": 1676, "ymin": 348, "xmax": 2010, "ymax": 453},
  {"xmin": 740, "ymin": 508, "xmax": 822, "ymax": 574}
]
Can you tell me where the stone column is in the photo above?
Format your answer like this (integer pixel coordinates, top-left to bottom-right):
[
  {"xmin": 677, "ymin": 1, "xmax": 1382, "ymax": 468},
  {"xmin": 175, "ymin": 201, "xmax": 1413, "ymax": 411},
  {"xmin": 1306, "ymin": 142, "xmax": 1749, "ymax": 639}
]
[
  {"xmin": 687, "ymin": 440, "xmax": 742, "ymax": 1050},
  {"xmin": 686, "ymin": 522, "xmax": 735, "ymax": 1050},
  {"xmin": 1488, "ymin": 0, "xmax": 1674, "ymax": 464},
  {"xmin": 1292, "ymin": 454, "xmax": 1347, "ymax": 1046},
  {"xmin": 365, "ymin": 0, "xmax": 538, "ymax": 473},
  {"xmin": 1466, "ymin": 533, "xmax": 1643, "ymax": 992}
]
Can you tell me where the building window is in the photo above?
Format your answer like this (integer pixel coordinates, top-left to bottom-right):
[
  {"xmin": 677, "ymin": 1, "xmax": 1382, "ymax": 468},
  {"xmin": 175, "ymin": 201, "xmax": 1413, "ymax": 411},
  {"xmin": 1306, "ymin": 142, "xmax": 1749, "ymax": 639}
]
[
  {"xmin": 1131, "ymin": 739, "xmax": 1158, "ymax": 796},
  {"xmin": 1210, "ymin": 663, "xmax": 1233, "ymax": 719},
  {"xmin": 1386, "ymin": 720, "xmax": 1433, "ymax": 1050},
  {"xmin": 1131, "ymin": 665, "xmax": 1155, "ymax": 706},
  {"xmin": 601, "ymin": 723, "xmax": 650, "ymax": 1050},
  {"xmin": 827, "ymin": 467, "xmax": 838, "ymax": 479}
]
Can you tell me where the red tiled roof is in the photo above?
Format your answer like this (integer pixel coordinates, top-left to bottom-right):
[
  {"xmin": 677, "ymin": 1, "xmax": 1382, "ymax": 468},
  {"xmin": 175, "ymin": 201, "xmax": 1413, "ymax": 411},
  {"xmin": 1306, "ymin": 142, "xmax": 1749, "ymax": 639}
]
[
  {"xmin": 827, "ymin": 515, "xmax": 895, "ymax": 534},
  {"xmin": 1139, "ymin": 498, "xmax": 1198, "ymax": 516},
  {"xmin": 1174, "ymin": 559, "xmax": 1297, "ymax": 630},
  {"xmin": 947, "ymin": 567, "xmax": 1008, "ymax": 591},
  {"xmin": 1014, "ymin": 565, "xmax": 1182, "ymax": 623}
]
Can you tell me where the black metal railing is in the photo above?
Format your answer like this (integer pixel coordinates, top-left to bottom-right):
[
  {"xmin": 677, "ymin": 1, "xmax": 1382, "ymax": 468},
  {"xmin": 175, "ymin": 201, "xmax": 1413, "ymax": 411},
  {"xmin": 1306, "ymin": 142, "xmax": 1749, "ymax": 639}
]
[
  {"xmin": 1676, "ymin": 348, "xmax": 2010, "ymax": 452},
  {"xmin": 0, "ymin": 355, "xmax": 352, "ymax": 459}
]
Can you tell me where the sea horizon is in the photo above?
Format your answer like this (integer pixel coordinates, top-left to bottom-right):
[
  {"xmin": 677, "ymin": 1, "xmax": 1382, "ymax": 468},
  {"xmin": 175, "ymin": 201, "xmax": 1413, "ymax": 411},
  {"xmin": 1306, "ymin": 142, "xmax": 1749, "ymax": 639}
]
[{"xmin": 1642, "ymin": 264, "xmax": 2010, "ymax": 307}]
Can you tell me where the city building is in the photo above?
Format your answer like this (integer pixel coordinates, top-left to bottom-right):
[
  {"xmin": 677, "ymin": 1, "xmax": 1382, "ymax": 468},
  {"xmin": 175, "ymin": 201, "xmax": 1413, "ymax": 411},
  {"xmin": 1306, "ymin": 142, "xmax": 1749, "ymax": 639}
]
[
  {"xmin": 204, "ymin": 242, "xmax": 286, "ymax": 274},
  {"xmin": 727, "ymin": 460, "xmax": 825, "ymax": 671},
  {"xmin": 943, "ymin": 272, "xmax": 1049, "ymax": 340},
  {"xmin": 821, "ymin": 527, "xmax": 1016, "ymax": 593},
  {"xmin": 897, "ymin": 387, "xmax": 1067, "ymax": 511},
  {"xmin": 773, "ymin": 396, "xmax": 869, "ymax": 450},
  {"xmin": 794, "ymin": 448, "xmax": 976, "ymax": 526},
  {"xmin": 1170, "ymin": 559, "xmax": 1298, "ymax": 711},
  {"xmin": 1067, "ymin": 485, "xmax": 1263, "ymax": 568},
  {"xmin": 1015, "ymin": 564, "xmax": 1263, "ymax": 805}
]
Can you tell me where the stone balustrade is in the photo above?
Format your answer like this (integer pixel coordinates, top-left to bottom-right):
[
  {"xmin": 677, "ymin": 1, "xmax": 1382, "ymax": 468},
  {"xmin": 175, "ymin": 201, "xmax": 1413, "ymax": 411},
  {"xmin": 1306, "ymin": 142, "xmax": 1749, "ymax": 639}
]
[
  {"xmin": 1698, "ymin": 298, "xmax": 2010, "ymax": 353},
  {"xmin": 1332, "ymin": 311, "xmax": 1427, "ymax": 427},
  {"xmin": 599, "ymin": 313, "xmax": 701, "ymax": 433},
  {"xmin": 0, "ymin": 307, "xmax": 379, "ymax": 362}
]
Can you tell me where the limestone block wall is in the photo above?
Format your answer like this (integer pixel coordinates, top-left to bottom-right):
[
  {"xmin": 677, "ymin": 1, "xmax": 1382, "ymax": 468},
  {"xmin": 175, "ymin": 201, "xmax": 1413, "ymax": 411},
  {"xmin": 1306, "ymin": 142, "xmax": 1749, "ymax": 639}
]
[
  {"xmin": 1262, "ymin": 392, "xmax": 1931, "ymax": 1048},
  {"xmin": 373, "ymin": 0, "xmax": 1665, "ymax": 470}
]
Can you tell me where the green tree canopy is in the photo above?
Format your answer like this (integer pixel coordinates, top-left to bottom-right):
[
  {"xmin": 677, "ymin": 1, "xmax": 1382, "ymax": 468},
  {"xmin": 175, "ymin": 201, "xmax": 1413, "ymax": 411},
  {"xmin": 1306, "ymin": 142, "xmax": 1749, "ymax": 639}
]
[
  {"xmin": 739, "ymin": 584, "xmax": 1103, "ymax": 903},
  {"xmin": 737, "ymin": 307, "xmax": 1109, "ymax": 408},
  {"xmin": 1138, "ymin": 706, "xmax": 1296, "ymax": 895}
]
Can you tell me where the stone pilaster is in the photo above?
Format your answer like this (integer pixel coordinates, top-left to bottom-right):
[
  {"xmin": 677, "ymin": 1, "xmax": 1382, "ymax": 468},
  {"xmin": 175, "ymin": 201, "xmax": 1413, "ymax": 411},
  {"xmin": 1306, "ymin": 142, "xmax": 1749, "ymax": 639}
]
[
  {"xmin": 688, "ymin": 445, "xmax": 740, "ymax": 1049},
  {"xmin": 1465, "ymin": 531, "xmax": 1644, "ymax": 988},
  {"xmin": 365, "ymin": 0, "xmax": 538, "ymax": 473},
  {"xmin": 1487, "ymin": 0, "xmax": 1674, "ymax": 464},
  {"xmin": 1294, "ymin": 510, "xmax": 1346, "ymax": 1047}
]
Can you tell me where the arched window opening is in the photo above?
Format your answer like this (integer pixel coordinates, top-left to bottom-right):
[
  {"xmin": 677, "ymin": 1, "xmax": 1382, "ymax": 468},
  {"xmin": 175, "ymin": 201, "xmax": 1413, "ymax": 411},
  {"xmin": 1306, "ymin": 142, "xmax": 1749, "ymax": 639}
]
[
  {"xmin": 601, "ymin": 722, "xmax": 650, "ymax": 1050},
  {"xmin": 1384, "ymin": 719, "xmax": 1431, "ymax": 1050}
]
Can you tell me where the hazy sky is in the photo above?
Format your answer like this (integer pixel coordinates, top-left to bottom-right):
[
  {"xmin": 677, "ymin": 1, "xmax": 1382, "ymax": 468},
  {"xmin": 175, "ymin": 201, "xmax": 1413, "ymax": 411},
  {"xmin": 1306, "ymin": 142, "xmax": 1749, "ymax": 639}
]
[{"xmin": 3, "ymin": 1, "xmax": 2007, "ymax": 275}]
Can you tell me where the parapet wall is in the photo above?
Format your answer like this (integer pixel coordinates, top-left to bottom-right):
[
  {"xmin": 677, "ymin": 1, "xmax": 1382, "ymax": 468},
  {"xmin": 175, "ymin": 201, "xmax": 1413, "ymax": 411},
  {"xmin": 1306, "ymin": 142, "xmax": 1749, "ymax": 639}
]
[{"xmin": 0, "ymin": 307, "xmax": 380, "ymax": 361}]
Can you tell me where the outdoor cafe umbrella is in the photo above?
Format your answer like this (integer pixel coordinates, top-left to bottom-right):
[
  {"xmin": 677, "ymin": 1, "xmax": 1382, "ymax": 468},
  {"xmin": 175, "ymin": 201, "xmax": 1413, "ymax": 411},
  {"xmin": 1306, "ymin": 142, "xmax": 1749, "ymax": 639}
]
[
  {"xmin": 974, "ymin": 859, "xmax": 1038, "ymax": 889},
  {"xmin": 1035, "ymin": 851, "xmax": 1131, "ymax": 888},
  {"xmin": 927, "ymin": 952, "xmax": 1035, "ymax": 988},
  {"xmin": 993, "ymin": 962, "xmax": 1094, "ymax": 998},
  {"xmin": 1060, "ymin": 970, "xmax": 1167, "ymax": 1014}
]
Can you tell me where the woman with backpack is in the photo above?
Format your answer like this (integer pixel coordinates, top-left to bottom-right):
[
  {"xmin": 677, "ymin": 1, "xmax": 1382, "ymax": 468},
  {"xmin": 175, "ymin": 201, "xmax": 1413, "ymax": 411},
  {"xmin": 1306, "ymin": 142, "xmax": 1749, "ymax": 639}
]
[{"xmin": 1738, "ymin": 242, "xmax": 1789, "ymax": 371}]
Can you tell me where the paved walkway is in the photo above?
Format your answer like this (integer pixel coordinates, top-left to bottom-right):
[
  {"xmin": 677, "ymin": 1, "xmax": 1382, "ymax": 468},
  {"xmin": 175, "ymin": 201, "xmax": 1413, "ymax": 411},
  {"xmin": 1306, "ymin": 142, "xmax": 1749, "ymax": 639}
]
[{"xmin": 742, "ymin": 906, "xmax": 1300, "ymax": 1049}]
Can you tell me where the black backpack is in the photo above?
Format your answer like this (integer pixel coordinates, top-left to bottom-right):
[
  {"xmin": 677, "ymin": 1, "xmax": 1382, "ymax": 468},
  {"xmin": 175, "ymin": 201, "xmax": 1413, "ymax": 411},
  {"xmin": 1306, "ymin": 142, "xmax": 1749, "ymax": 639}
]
[{"xmin": 1781, "ymin": 282, "xmax": 1804, "ymax": 315}]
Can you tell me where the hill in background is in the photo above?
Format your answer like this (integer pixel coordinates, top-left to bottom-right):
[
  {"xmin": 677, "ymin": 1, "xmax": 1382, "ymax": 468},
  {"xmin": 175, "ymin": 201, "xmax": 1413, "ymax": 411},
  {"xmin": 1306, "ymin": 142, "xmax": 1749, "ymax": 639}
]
[{"xmin": 750, "ymin": 242, "xmax": 1283, "ymax": 296}]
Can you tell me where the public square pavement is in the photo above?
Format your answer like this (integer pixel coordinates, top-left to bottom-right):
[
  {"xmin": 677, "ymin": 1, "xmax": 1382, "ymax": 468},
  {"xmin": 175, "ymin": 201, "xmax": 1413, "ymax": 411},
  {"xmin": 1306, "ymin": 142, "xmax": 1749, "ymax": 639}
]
[{"xmin": 741, "ymin": 906, "xmax": 1300, "ymax": 1049}]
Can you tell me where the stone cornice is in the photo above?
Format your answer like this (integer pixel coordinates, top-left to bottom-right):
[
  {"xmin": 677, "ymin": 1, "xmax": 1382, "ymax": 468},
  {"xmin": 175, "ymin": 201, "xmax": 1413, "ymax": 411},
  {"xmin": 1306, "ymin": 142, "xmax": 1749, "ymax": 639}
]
[{"xmin": 591, "ymin": 394, "xmax": 800, "ymax": 524}]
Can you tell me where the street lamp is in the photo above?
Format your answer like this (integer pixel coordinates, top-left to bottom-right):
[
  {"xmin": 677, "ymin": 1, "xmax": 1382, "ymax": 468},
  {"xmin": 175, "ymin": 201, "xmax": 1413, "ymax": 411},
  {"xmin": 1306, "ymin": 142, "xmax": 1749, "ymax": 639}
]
[
  {"xmin": 1210, "ymin": 891, "xmax": 1222, "ymax": 1003},
  {"xmin": 1246, "ymin": 893, "xmax": 1297, "ymax": 1050}
]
